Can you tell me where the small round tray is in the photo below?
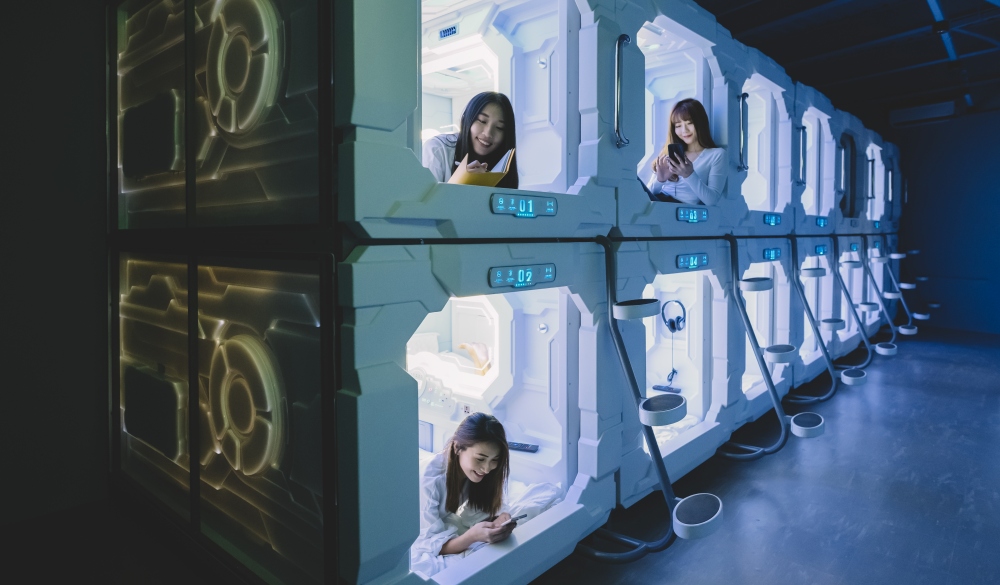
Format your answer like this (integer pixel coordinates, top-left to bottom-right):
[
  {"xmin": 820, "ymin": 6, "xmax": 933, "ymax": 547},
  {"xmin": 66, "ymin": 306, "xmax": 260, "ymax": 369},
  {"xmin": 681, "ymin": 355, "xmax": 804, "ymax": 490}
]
[
  {"xmin": 639, "ymin": 394, "xmax": 687, "ymax": 427},
  {"xmin": 673, "ymin": 493, "xmax": 723, "ymax": 540},
  {"xmin": 914, "ymin": 312, "xmax": 930, "ymax": 321},
  {"xmin": 612, "ymin": 299, "xmax": 659, "ymax": 321},
  {"xmin": 899, "ymin": 324, "xmax": 918, "ymax": 335},
  {"xmin": 875, "ymin": 342, "xmax": 897, "ymax": 356},
  {"xmin": 883, "ymin": 291, "xmax": 902, "ymax": 300},
  {"xmin": 800, "ymin": 267, "xmax": 827, "ymax": 278},
  {"xmin": 840, "ymin": 260, "xmax": 862, "ymax": 269},
  {"xmin": 870, "ymin": 256, "xmax": 890, "ymax": 264},
  {"xmin": 739, "ymin": 277, "xmax": 773, "ymax": 292},
  {"xmin": 889, "ymin": 253, "xmax": 907, "ymax": 260},
  {"xmin": 820, "ymin": 318, "xmax": 846, "ymax": 331},
  {"xmin": 856, "ymin": 302, "xmax": 879, "ymax": 313},
  {"xmin": 899, "ymin": 282, "xmax": 916, "ymax": 290},
  {"xmin": 764, "ymin": 344, "xmax": 797, "ymax": 364},
  {"xmin": 841, "ymin": 368, "xmax": 867, "ymax": 386},
  {"xmin": 790, "ymin": 412, "xmax": 825, "ymax": 438}
]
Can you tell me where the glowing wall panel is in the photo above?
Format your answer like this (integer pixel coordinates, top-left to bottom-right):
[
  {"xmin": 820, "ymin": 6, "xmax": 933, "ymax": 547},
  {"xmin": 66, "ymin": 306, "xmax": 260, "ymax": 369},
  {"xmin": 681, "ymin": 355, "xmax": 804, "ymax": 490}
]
[
  {"xmin": 119, "ymin": 258, "xmax": 323, "ymax": 583},
  {"xmin": 116, "ymin": 0, "xmax": 319, "ymax": 228}
]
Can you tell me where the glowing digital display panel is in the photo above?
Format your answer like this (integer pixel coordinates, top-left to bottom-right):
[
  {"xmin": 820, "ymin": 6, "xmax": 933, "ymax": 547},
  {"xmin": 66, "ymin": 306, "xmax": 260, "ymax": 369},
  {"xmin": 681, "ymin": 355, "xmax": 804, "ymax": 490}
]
[
  {"xmin": 815, "ymin": 245, "xmax": 828, "ymax": 255},
  {"xmin": 490, "ymin": 194, "xmax": 557, "ymax": 218},
  {"xmin": 851, "ymin": 243, "xmax": 859, "ymax": 252},
  {"xmin": 764, "ymin": 213, "xmax": 781, "ymax": 226},
  {"xmin": 117, "ymin": 0, "xmax": 320, "ymax": 228},
  {"xmin": 676, "ymin": 208, "xmax": 709, "ymax": 223},
  {"xmin": 816, "ymin": 217, "xmax": 828, "ymax": 227},
  {"xmin": 676, "ymin": 254, "xmax": 709, "ymax": 270},
  {"xmin": 874, "ymin": 221, "xmax": 881, "ymax": 229},
  {"xmin": 488, "ymin": 264, "xmax": 555, "ymax": 288},
  {"xmin": 763, "ymin": 248, "xmax": 781, "ymax": 261}
]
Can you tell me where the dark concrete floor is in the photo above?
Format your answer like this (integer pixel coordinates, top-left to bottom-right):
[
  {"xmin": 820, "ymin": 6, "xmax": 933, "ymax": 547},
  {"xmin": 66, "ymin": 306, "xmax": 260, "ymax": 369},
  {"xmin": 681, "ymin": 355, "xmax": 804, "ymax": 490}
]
[
  {"xmin": 535, "ymin": 327, "xmax": 1000, "ymax": 585},
  {"xmin": 9, "ymin": 327, "xmax": 998, "ymax": 584}
]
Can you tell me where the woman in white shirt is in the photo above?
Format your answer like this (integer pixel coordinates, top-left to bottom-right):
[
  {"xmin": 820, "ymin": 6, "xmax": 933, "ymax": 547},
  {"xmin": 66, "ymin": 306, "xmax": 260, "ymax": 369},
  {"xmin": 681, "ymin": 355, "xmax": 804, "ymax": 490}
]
[
  {"xmin": 647, "ymin": 98, "xmax": 727, "ymax": 205},
  {"xmin": 422, "ymin": 92, "xmax": 519, "ymax": 189},
  {"xmin": 410, "ymin": 413, "xmax": 515, "ymax": 576}
]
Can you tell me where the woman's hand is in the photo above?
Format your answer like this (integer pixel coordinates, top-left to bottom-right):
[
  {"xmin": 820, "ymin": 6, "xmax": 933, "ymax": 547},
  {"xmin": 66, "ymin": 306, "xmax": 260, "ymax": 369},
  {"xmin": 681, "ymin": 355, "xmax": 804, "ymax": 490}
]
[
  {"xmin": 470, "ymin": 515, "xmax": 515, "ymax": 544},
  {"xmin": 654, "ymin": 156, "xmax": 679, "ymax": 183},
  {"xmin": 664, "ymin": 155, "xmax": 694, "ymax": 179},
  {"xmin": 466, "ymin": 160, "xmax": 489, "ymax": 174}
]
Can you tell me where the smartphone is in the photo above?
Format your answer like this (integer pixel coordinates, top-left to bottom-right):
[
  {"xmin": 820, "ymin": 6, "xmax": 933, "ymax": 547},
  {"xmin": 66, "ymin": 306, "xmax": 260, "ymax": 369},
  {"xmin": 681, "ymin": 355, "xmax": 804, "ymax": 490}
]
[
  {"xmin": 667, "ymin": 142, "xmax": 686, "ymax": 164},
  {"xmin": 499, "ymin": 514, "xmax": 527, "ymax": 528}
]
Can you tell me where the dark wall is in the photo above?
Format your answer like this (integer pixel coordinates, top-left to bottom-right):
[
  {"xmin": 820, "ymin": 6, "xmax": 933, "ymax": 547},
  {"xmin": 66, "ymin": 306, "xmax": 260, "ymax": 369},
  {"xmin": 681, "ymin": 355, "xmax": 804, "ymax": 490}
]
[
  {"xmin": 1, "ymin": 1, "xmax": 108, "ymax": 523},
  {"xmin": 893, "ymin": 109, "xmax": 1000, "ymax": 335}
]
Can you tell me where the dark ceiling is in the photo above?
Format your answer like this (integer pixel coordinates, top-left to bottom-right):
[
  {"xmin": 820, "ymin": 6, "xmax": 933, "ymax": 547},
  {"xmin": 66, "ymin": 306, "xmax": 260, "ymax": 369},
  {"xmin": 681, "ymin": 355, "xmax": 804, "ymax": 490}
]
[{"xmin": 693, "ymin": 0, "xmax": 1000, "ymax": 136}]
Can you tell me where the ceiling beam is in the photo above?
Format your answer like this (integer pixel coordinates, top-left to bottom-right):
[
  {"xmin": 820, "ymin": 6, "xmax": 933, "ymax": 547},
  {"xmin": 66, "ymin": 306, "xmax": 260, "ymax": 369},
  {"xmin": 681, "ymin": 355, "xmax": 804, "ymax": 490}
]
[
  {"xmin": 820, "ymin": 46, "xmax": 1000, "ymax": 89},
  {"xmin": 870, "ymin": 75, "xmax": 1000, "ymax": 104},
  {"xmin": 784, "ymin": 7, "xmax": 1000, "ymax": 68},
  {"xmin": 732, "ymin": 0, "xmax": 862, "ymax": 38}
]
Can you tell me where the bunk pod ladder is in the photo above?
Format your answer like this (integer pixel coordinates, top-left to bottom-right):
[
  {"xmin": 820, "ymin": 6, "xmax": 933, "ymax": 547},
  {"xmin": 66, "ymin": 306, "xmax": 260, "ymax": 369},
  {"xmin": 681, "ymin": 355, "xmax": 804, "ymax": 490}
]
[
  {"xmin": 828, "ymin": 236, "xmax": 874, "ymax": 383},
  {"xmin": 785, "ymin": 236, "xmax": 841, "ymax": 404},
  {"xmin": 884, "ymin": 249, "xmax": 918, "ymax": 335},
  {"xmin": 719, "ymin": 235, "xmax": 825, "ymax": 462},
  {"xmin": 578, "ymin": 237, "xmax": 723, "ymax": 564},
  {"xmin": 861, "ymin": 236, "xmax": 902, "ymax": 356}
]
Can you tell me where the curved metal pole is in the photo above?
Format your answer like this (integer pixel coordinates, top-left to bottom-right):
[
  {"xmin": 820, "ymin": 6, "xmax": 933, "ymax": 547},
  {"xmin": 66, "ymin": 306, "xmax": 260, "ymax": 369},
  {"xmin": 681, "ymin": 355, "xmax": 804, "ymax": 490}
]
[
  {"xmin": 718, "ymin": 235, "xmax": 790, "ymax": 460},
  {"xmin": 861, "ymin": 236, "xmax": 898, "ymax": 344},
  {"xmin": 884, "ymin": 255, "xmax": 915, "ymax": 327},
  {"xmin": 577, "ymin": 236, "xmax": 677, "ymax": 563},
  {"xmin": 830, "ymin": 236, "xmax": 874, "ymax": 369},
  {"xmin": 785, "ymin": 236, "xmax": 839, "ymax": 405},
  {"xmin": 614, "ymin": 35, "xmax": 631, "ymax": 148}
]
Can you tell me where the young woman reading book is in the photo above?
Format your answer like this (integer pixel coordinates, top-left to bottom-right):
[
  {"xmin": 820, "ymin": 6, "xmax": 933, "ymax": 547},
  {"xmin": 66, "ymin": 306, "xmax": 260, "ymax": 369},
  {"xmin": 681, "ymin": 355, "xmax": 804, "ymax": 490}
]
[{"xmin": 422, "ymin": 91, "xmax": 519, "ymax": 189}]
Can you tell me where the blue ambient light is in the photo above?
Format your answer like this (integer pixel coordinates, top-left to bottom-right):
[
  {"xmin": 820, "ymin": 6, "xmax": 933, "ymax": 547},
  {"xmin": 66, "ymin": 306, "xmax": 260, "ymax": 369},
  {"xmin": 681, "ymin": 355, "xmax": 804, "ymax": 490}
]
[
  {"xmin": 851, "ymin": 243, "xmax": 859, "ymax": 251},
  {"xmin": 815, "ymin": 245, "xmax": 828, "ymax": 256},
  {"xmin": 874, "ymin": 221, "xmax": 881, "ymax": 229},
  {"xmin": 816, "ymin": 217, "xmax": 828, "ymax": 228},
  {"xmin": 488, "ymin": 263, "xmax": 556, "ymax": 288},
  {"xmin": 676, "ymin": 253, "xmax": 709, "ymax": 270},
  {"xmin": 764, "ymin": 248, "xmax": 781, "ymax": 261},
  {"xmin": 764, "ymin": 213, "xmax": 781, "ymax": 226},
  {"xmin": 874, "ymin": 241, "xmax": 881, "ymax": 249},
  {"xmin": 676, "ymin": 208, "xmax": 709, "ymax": 223},
  {"xmin": 490, "ymin": 194, "xmax": 557, "ymax": 218}
]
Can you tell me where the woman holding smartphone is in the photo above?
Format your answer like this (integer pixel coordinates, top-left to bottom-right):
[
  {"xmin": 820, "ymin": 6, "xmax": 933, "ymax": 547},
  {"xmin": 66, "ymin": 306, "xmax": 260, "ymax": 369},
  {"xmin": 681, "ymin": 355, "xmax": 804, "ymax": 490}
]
[
  {"xmin": 410, "ymin": 412, "xmax": 561, "ymax": 577},
  {"xmin": 647, "ymin": 98, "xmax": 727, "ymax": 205},
  {"xmin": 422, "ymin": 91, "xmax": 519, "ymax": 188}
]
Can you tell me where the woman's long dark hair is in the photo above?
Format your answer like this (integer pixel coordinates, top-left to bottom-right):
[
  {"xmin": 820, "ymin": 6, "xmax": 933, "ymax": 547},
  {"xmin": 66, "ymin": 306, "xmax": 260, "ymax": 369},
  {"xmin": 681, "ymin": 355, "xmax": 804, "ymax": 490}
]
[
  {"xmin": 445, "ymin": 412, "xmax": 510, "ymax": 517},
  {"xmin": 453, "ymin": 92, "xmax": 519, "ymax": 189},
  {"xmin": 653, "ymin": 98, "xmax": 717, "ymax": 173}
]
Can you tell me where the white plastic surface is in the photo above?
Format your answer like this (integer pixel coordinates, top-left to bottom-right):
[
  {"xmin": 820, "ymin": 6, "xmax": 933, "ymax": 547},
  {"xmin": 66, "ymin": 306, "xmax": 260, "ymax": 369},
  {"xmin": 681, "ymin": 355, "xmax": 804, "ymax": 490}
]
[
  {"xmin": 820, "ymin": 318, "xmax": 846, "ymax": 331},
  {"xmin": 740, "ymin": 277, "xmax": 774, "ymax": 292},
  {"xmin": 899, "ymin": 325, "xmax": 918, "ymax": 335},
  {"xmin": 840, "ymin": 260, "xmax": 862, "ymax": 269},
  {"xmin": 856, "ymin": 302, "xmax": 879, "ymax": 313},
  {"xmin": 883, "ymin": 291, "xmax": 902, "ymax": 299}
]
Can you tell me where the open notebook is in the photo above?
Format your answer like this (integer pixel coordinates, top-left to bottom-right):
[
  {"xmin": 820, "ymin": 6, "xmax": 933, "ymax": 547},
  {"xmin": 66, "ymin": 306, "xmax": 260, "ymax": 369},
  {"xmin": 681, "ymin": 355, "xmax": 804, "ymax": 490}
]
[{"xmin": 447, "ymin": 148, "xmax": 515, "ymax": 187}]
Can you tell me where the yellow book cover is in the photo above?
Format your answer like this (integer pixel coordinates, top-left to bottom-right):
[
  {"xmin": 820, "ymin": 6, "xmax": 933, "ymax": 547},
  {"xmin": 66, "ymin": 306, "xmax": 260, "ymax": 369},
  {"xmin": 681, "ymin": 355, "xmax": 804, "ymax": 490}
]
[{"xmin": 447, "ymin": 148, "xmax": 515, "ymax": 186}]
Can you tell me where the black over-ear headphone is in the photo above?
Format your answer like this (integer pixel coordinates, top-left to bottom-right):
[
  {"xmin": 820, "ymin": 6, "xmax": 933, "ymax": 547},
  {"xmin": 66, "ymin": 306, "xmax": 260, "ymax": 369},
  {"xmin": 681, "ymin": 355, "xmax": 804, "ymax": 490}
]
[{"xmin": 660, "ymin": 300, "xmax": 687, "ymax": 333}]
